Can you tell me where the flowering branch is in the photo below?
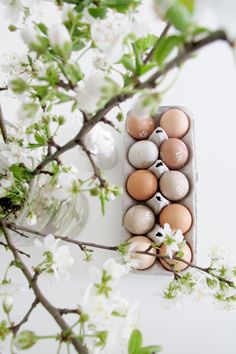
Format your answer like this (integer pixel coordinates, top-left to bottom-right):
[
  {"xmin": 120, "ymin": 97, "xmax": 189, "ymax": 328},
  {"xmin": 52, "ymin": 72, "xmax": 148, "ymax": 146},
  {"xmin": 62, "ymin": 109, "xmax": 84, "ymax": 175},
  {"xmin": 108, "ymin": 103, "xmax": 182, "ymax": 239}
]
[
  {"xmin": 1, "ymin": 222, "xmax": 89, "ymax": 354},
  {"xmin": 10, "ymin": 298, "xmax": 39, "ymax": 335}
]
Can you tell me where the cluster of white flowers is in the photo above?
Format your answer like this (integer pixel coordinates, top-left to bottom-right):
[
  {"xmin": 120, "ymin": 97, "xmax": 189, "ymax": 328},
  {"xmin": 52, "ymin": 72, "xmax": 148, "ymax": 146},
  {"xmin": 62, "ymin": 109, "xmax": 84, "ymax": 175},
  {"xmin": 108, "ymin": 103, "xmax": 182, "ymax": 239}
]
[
  {"xmin": 35, "ymin": 234, "xmax": 74, "ymax": 281},
  {"xmin": 81, "ymin": 258, "xmax": 140, "ymax": 354},
  {"xmin": 0, "ymin": 0, "xmax": 43, "ymax": 23},
  {"xmin": 156, "ymin": 223, "xmax": 185, "ymax": 259},
  {"xmin": 88, "ymin": 10, "xmax": 131, "ymax": 67}
]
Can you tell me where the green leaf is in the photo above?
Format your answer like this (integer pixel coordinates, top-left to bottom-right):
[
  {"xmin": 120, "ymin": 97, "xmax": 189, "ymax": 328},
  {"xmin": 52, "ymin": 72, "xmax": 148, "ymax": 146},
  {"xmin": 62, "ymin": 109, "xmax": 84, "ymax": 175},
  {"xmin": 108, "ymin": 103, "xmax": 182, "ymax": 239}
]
[
  {"xmin": 128, "ymin": 329, "xmax": 142, "ymax": 354},
  {"xmin": 132, "ymin": 43, "xmax": 143, "ymax": 75},
  {"xmin": 9, "ymin": 164, "xmax": 32, "ymax": 183},
  {"xmin": 155, "ymin": 35, "xmax": 183, "ymax": 66},
  {"xmin": 64, "ymin": 62, "xmax": 83, "ymax": 85},
  {"xmin": 135, "ymin": 34, "xmax": 158, "ymax": 53},
  {"xmin": 10, "ymin": 78, "xmax": 28, "ymax": 94},
  {"xmin": 120, "ymin": 54, "xmax": 135, "ymax": 72},
  {"xmin": 165, "ymin": 1, "xmax": 194, "ymax": 33},
  {"xmin": 139, "ymin": 345, "xmax": 162, "ymax": 354},
  {"xmin": 102, "ymin": 0, "xmax": 141, "ymax": 13},
  {"xmin": 36, "ymin": 23, "xmax": 48, "ymax": 35},
  {"xmin": 35, "ymin": 133, "xmax": 46, "ymax": 145},
  {"xmin": 179, "ymin": 0, "xmax": 195, "ymax": 14},
  {"xmin": 88, "ymin": 7, "xmax": 107, "ymax": 18}
]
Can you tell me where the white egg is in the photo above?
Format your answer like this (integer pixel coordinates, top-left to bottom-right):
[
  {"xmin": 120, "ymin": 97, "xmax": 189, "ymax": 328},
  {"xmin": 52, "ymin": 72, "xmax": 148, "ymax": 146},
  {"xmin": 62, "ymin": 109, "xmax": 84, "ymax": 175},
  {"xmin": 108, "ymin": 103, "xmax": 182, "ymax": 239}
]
[{"xmin": 128, "ymin": 140, "xmax": 159, "ymax": 169}]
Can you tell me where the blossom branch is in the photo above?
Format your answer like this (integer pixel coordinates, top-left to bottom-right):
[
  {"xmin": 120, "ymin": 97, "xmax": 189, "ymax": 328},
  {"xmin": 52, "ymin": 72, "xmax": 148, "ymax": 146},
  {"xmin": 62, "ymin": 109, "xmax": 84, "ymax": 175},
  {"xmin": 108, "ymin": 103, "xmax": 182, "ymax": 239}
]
[
  {"xmin": 31, "ymin": 30, "xmax": 232, "ymax": 176},
  {"xmin": 1, "ymin": 222, "xmax": 89, "ymax": 354},
  {"xmin": 10, "ymin": 298, "xmax": 39, "ymax": 334},
  {"xmin": 7, "ymin": 222, "xmax": 236, "ymax": 289},
  {"xmin": 0, "ymin": 240, "xmax": 30, "ymax": 258}
]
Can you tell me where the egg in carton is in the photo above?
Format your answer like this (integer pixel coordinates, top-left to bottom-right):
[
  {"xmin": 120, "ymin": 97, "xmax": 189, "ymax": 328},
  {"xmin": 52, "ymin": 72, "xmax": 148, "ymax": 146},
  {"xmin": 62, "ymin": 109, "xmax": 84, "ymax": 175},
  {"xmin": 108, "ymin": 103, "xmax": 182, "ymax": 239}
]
[{"xmin": 122, "ymin": 106, "xmax": 198, "ymax": 275}]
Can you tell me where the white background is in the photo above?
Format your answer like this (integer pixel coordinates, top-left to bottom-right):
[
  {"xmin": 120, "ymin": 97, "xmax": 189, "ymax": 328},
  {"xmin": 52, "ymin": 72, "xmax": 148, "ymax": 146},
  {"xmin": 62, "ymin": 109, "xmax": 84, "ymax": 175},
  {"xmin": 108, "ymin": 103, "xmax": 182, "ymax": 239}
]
[{"xmin": 1, "ymin": 1, "xmax": 236, "ymax": 354}]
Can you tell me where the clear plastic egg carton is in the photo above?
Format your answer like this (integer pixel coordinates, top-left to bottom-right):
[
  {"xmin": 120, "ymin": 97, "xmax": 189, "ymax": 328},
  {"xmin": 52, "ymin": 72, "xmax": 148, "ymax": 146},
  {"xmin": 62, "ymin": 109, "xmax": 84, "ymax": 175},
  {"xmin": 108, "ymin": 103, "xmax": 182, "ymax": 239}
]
[{"xmin": 122, "ymin": 106, "xmax": 198, "ymax": 275}]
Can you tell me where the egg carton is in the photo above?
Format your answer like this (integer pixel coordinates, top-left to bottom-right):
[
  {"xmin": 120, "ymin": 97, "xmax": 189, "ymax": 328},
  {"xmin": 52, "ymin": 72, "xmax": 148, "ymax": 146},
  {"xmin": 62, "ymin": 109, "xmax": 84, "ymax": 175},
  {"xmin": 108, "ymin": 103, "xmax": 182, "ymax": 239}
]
[{"xmin": 122, "ymin": 106, "xmax": 198, "ymax": 275}]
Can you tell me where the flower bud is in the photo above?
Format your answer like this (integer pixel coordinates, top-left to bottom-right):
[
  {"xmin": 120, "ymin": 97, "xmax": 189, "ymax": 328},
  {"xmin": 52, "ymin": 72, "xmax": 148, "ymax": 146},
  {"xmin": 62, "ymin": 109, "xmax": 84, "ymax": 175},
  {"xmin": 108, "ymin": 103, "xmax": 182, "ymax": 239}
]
[
  {"xmin": 48, "ymin": 24, "xmax": 72, "ymax": 60},
  {"xmin": 21, "ymin": 25, "xmax": 46, "ymax": 54},
  {"xmin": 2, "ymin": 296, "xmax": 13, "ymax": 314},
  {"xmin": 14, "ymin": 330, "xmax": 38, "ymax": 350}
]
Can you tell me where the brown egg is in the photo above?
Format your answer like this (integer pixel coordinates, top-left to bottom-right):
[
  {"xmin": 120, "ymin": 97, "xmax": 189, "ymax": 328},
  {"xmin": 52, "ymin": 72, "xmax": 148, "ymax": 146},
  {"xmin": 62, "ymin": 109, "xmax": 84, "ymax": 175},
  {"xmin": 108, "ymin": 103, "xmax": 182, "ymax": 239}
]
[
  {"xmin": 160, "ymin": 109, "xmax": 189, "ymax": 138},
  {"xmin": 159, "ymin": 243, "xmax": 192, "ymax": 271},
  {"xmin": 159, "ymin": 204, "xmax": 192, "ymax": 234},
  {"xmin": 126, "ymin": 114, "xmax": 155, "ymax": 140},
  {"xmin": 126, "ymin": 170, "xmax": 158, "ymax": 201},
  {"xmin": 128, "ymin": 235, "xmax": 157, "ymax": 270},
  {"xmin": 159, "ymin": 171, "xmax": 189, "ymax": 201},
  {"xmin": 160, "ymin": 138, "xmax": 188, "ymax": 169}
]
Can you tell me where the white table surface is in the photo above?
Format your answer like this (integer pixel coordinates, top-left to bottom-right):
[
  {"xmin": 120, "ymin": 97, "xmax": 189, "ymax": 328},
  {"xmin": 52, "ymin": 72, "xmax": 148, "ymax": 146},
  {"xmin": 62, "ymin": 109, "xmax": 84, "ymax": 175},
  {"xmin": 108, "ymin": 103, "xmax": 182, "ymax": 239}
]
[{"xmin": 1, "ymin": 1, "xmax": 236, "ymax": 353}]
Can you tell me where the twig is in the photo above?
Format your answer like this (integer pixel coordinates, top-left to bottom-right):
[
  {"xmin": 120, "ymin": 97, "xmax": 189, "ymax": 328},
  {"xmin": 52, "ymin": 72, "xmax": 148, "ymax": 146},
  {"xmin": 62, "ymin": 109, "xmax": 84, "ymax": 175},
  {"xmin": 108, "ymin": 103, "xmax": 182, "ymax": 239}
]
[
  {"xmin": 79, "ymin": 140, "xmax": 108, "ymax": 188},
  {"xmin": 58, "ymin": 308, "xmax": 81, "ymax": 316},
  {"xmin": 143, "ymin": 22, "xmax": 171, "ymax": 64},
  {"xmin": 8, "ymin": 222, "xmax": 235, "ymax": 288},
  {"xmin": 1, "ymin": 222, "xmax": 88, "ymax": 354},
  {"xmin": 10, "ymin": 298, "xmax": 39, "ymax": 334},
  {"xmin": 0, "ymin": 240, "xmax": 30, "ymax": 258},
  {"xmin": 6, "ymin": 223, "xmax": 118, "ymax": 251},
  {"xmin": 0, "ymin": 103, "xmax": 8, "ymax": 143}
]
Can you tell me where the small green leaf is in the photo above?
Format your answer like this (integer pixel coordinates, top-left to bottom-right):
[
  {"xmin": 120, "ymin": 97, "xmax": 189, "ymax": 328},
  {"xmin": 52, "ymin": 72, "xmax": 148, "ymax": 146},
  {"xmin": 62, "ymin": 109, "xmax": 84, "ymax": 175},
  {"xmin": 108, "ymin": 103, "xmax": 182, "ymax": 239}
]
[
  {"xmin": 179, "ymin": 0, "xmax": 195, "ymax": 14},
  {"xmin": 10, "ymin": 78, "xmax": 28, "ymax": 94},
  {"xmin": 88, "ymin": 7, "xmax": 107, "ymax": 18},
  {"xmin": 36, "ymin": 23, "xmax": 48, "ymax": 35},
  {"xmin": 155, "ymin": 35, "xmax": 183, "ymax": 66},
  {"xmin": 128, "ymin": 329, "xmax": 142, "ymax": 354},
  {"xmin": 165, "ymin": 1, "xmax": 194, "ymax": 33},
  {"xmin": 139, "ymin": 345, "xmax": 162, "ymax": 354}
]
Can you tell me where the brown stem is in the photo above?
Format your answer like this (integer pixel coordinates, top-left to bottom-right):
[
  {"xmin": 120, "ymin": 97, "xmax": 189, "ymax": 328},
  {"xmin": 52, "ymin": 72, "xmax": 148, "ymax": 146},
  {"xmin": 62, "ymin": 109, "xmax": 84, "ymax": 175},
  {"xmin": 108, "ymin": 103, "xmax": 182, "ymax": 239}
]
[
  {"xmin": 0, "ymin": 103, "xmax": 8, "ymax": 143},
  {"xmin": 7, "ymin": 223, "xmax": 118, "ymax": 251},
  {"xmin": 8, "ymin": 222, "xmax": 235, "ymax": 288},
  {"xmin": 58, "ymin": 308, "xmax": 81, "ymax": 316},
  {"xmin": 10, "ymin": 298, "xmax": 39, "ymax": 334},
  {"xmin": 143, "ymin": 22, "xmax": 171, "ymax": 64},
  {"xmin": 1, "ymin": 223, "xmax": 88, "ymax": 354},
  {"xmin": 0, "ymin": 240, "xmax": 30, "ymax": 258}
]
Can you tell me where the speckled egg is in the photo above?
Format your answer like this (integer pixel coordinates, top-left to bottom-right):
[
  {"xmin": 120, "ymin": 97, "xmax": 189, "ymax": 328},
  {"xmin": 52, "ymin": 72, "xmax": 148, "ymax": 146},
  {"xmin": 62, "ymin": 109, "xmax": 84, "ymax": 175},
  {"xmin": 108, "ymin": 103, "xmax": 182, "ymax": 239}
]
[
  {"xmin": 124, "ymin": 205, "xmax": 155, "ymax": 234},
  {"xmin": 126, "ymin": 114, "xmax": 155, "ymax": 140},
  {"xmin": 128, "ymin": 140, "xmax": 159, "ymax": 169},
  {"xmin": 160, "ymin": 138, "xmax": 189, "ymax": 169},
  {"xmin": 159, "ymin": 171, "xmax": 189, "ymax": 201}
]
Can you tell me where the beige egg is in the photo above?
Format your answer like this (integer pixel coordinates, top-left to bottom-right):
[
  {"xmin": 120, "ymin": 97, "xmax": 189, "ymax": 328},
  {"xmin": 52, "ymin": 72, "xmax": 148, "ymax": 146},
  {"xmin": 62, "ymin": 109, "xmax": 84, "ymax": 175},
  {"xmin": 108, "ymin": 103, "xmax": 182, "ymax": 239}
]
[
  {"xmin": 126, "ymin": 114, "xmax": 155, "ymax": 140},
  {"xmin": 124, "ymin": 205, "xmax": 155, "ymax": 234},
  {"xmin": 128, "ymin": 235, "xmax": 157, "ymax": 270},
  {"xmin": 159, "ymin": 171, "xmax": 189, "ymax": 201},
  {"xmin": 126, "ymin": 170, "xmax": 158, "ymax": 201},
  {"xmin": 160, "ymin": 138, "xmax": 189, "ymax": 169},
  {"xmin": 160, "ymin": 109, "xmax": 189, "ymax": 138},
  {"xmin": 159, "ymin": 243, "xmax": 192, "ymax": 271},
  {"xmin": 128, "ymin": 140, "xmax": 159, "ymax": 169},
  {"xmin": 159, "ymin": 204, "xmax": 192, "ymax": 234}
]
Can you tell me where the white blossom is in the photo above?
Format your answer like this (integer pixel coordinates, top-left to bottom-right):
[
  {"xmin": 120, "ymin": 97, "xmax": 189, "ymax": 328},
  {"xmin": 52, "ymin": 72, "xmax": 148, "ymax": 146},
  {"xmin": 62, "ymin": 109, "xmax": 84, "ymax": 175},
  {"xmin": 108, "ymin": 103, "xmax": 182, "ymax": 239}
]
[
  {"xmin": 0, "ymin": 142, "xmax": 35, "ymax": 171},
  {"xmin": 21, "ymin": 25, "xmax": 41, "ymax": 46},
  {"xmin": 48, "ymin": 23, "xmax": 71, "ymax": 49},
  {"xmin": 2, "ymin": 296, "xmax": 14, "ymax": 313},
  {"xmin": 90, "ymin": 10, "xmax": 131, "ymax": 64},
  {"xmin": 0, "ymin": 176, "xmax": 13, "ymax": 198},
  {"xmin": 157, "ymin": 223, "xmax": 184, "ymax": 259},
  {"xmin": 52, "ymin": 165, "xmax": 81, "ymax": 201},
  {"xmin": 81, "ymin": 258, "xmax": 140, "ymax": 354},
  {"xmin": 34, "ymin": 234, "xmax": 74, "ymax": 281},
  {"xmin": 1, "ymin": 0, "xmax": 23, "ymax": 22},
  {"xmin": 84, "ymin": 123, "xmax": 115, "ymax": 158},
  {"xmin": 76, "ymin": 72, "xmax": 107, "ymax": 113},
  {"xmin": 123, "ymin": 242, "xmax": 142, "ymax": 270},
  {"xmin": 103, "ymin": 258, "xmax": 126, "ymax": 280}
]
